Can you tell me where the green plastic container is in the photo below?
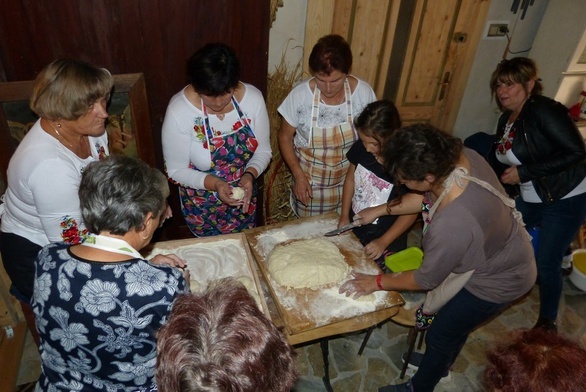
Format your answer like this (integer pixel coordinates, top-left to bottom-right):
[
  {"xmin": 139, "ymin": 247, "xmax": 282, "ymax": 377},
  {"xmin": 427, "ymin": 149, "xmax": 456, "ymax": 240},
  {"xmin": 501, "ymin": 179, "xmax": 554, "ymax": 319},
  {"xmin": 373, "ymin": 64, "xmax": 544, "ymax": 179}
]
[{"xmin": 385, "ymin": 246, "xmax": 423, "ymax": 272}]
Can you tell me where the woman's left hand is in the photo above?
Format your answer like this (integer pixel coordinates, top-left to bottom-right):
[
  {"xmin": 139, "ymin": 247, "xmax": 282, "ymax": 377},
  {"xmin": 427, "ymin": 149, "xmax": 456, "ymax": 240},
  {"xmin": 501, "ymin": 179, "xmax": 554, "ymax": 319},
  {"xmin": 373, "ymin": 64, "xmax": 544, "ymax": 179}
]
[
  {"xmin": 339, "ymin": 272, "xmax": 378, "ymax": 298},
  {"xmin": 238, "ymin": 172, "xmax": 255, "ymax": 214},
  {"xmin": 364, "ymin": 239, "xmax": 385, "ymax": 260},
  {"xmin": 150, "ymin": 253, "xmax": 187, "ymax": 269},
  {"xmin": 501, "ymin": 165, "xmax": 520, "ymax": 185}
]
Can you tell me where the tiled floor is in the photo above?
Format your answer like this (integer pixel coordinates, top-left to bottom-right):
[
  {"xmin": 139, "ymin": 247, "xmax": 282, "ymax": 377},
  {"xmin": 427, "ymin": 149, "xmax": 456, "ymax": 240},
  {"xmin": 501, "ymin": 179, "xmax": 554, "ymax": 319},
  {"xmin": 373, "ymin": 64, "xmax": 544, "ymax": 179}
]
[{"xmin": 290, "ymin": 278, "xmax": 586, "ymax": 392}]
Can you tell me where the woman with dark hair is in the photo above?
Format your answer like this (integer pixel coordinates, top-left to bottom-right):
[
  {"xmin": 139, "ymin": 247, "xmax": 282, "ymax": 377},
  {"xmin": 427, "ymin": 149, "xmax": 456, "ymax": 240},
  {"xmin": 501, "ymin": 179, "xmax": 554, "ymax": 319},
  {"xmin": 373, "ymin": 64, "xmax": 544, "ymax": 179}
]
[
  {"xmin": 162, "ymin": 42, "xmax": 271, "ymax": 237},
  {"xmin": 488, "ymin": 57, "xmax": 586, "ymax": 332},
  {"xmin": 484, "ymin": 329, "xmax": 586, "ymax": 392},
  {"xmin": 0, "ymin": 59, "xmax": 113, "ymax": 345},
  {"xmin": 339, "ymin": 124, "xmax": 536, "ymax": 392},
  {"xmin": 32, "ymin": 155, "xmax": 188, "ymax": 391},
  {"xmin": 338, "ymin": 100, "xmax": 418, "ymax": 269},
  {"xmin": 156, "ymin": 278, "xmax": 297, "ymax": 392},
  {"xmin": 278, "ymin": 34, "xmax": 376, "ymax": 217}
]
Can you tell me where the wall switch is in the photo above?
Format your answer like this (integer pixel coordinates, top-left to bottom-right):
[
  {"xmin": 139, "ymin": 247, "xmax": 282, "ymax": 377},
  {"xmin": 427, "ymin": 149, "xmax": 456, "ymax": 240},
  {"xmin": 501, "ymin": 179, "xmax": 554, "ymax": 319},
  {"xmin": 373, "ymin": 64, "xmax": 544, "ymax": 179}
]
[
  {"xmin": 484, "ymin": 20, "xmax": 510, "ymax": 40},
  {"xmin": 487, "ymin": 23, "xmax": 508, "ymax": 37}
]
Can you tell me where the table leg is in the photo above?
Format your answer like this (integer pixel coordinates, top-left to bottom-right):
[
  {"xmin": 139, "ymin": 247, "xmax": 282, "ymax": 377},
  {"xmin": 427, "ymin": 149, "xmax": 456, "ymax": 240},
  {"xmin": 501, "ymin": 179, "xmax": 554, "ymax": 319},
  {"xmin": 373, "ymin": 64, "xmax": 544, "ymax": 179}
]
[{"xmin": 321, "ymin": 338, "xmax": 334, "ymax": 391}]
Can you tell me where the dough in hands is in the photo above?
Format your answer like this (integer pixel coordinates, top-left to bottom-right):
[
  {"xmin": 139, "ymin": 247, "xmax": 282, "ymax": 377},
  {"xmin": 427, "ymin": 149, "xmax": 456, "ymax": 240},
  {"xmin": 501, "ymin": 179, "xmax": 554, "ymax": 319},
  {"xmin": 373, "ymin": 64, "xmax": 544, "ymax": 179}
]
[
  {"xmin": 231, "ymin": 186, "xmax": 246, "ymax": 200},
  {"xmin": 268, "ymin": 238, "xmax": 351, "ymax": 289}
]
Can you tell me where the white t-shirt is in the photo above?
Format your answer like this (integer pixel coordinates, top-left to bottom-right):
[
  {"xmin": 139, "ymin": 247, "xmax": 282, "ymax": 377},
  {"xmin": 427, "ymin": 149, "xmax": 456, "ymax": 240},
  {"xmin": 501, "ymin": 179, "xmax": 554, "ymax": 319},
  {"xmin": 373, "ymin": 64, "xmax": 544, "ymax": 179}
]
[
  {"xmin": 277, "ymin": 76, "xmax": 376, "ymax": 147},
  {"xmin": 1, "ymin": 119, "xmax": 109, "ymax": 246},
  {"xmin": 162, "ymin": 83, "xmax": 271, "ymax": 190}
]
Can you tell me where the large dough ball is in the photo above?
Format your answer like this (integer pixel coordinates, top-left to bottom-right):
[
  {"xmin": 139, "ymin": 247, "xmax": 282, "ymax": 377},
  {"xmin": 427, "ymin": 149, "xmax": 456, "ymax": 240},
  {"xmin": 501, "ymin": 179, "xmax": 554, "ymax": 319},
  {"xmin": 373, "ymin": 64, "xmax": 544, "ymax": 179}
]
[{"xmin": 268, "ymin": 238, "xmax": 350, "ymax": 289}]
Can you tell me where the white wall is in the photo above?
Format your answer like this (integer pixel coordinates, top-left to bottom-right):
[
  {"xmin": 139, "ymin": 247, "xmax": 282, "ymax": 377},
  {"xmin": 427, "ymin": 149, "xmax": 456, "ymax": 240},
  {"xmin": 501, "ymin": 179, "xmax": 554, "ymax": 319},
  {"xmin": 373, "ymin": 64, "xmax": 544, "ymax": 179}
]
[
  {"xmin": 531, "ymin": 0, "xmax": 586, "ymax": 105},
  {"xmin": 452, "ymin": 0, "xmax": 549, "ymax": 140},
  {"xmin": 268, "ymin": 0, "xmax": 307, "ymax": 73}
]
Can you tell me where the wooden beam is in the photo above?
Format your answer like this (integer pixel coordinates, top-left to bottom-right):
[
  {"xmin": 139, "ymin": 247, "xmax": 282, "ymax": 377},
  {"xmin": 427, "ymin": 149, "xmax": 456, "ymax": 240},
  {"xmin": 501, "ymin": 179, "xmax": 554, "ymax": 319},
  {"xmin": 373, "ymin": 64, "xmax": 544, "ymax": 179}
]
[{"xmin": 0, "ymin": 321, "xmax": 27, "ymax": 392}]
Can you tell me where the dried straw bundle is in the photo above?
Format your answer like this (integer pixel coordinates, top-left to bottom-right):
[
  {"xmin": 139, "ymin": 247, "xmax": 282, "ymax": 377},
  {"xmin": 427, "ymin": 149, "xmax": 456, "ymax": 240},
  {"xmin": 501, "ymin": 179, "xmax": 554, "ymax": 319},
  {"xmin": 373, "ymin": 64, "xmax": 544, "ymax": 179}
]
[{"xmin": 263, "ymin": 49, "xmax": 302, "ymax": 225}]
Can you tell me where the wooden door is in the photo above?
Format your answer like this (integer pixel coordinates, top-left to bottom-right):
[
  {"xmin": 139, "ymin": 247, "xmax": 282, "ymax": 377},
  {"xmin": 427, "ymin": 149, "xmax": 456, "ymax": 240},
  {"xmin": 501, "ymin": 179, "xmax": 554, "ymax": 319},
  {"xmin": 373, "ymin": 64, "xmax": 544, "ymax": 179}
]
[
  {"xmin": 303, "ymin": 0, "xmax": 490, "ymax": 132},
  {"xmin": 387, "ymin": 0, "xmax": 490, "ymax": 129}
]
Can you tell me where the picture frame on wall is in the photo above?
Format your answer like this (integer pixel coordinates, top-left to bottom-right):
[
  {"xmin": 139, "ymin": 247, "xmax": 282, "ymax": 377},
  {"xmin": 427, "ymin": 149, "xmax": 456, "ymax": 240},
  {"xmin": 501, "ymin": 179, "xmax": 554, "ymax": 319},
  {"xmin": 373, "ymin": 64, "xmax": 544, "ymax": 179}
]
[{"xmin": 0, "ymin": 73, "xmax": 155, "ymax": 194}]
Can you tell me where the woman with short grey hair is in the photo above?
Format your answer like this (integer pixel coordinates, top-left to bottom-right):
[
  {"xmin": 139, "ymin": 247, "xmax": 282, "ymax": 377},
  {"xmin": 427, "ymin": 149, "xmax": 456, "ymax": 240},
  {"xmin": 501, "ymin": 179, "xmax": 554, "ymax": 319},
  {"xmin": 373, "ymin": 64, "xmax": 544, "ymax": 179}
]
[
  {"xmin": 79, "ymin": 155, "xmax": 170, "ymax": 236},
  {"xmin": 32, "ymin": 155, "xmax": 188, "ymax": 391}
]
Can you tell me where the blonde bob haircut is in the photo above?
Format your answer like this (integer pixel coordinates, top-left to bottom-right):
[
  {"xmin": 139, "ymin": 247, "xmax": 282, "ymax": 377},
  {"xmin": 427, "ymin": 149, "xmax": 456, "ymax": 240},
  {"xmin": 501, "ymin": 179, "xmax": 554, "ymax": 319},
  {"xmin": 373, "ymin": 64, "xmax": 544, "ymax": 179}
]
[{"xmin": 30, "ymin": 59, "xmax": 113, "ymax": 121}]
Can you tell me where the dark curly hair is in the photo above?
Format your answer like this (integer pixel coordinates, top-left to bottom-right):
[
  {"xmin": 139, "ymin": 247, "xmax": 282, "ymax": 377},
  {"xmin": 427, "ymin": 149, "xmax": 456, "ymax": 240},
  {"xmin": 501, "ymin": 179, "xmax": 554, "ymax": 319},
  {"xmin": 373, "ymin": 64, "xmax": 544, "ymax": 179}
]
[{"xmin": 383, "ymin": 123, "xmax": 462, "ymax": 184}]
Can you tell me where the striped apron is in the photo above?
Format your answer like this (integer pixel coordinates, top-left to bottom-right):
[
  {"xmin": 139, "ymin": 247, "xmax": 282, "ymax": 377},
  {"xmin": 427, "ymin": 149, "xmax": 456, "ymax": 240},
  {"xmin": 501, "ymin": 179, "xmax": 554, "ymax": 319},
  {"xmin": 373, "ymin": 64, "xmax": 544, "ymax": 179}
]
[{"xmin": 293, "ymin": 79, "xmax": 356, "ymax": 217}]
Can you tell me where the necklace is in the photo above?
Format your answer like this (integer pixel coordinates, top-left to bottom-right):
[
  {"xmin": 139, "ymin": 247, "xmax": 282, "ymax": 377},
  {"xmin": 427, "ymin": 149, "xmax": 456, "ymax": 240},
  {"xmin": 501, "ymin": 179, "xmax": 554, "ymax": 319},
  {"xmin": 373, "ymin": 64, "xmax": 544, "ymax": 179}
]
[
  {"xmin": 49, "ymin": 121, "xmax": 89, "ymax": 156},
  {"xmin": 49, "ymin": 121, "xmax": 74, "ymax": 148}
]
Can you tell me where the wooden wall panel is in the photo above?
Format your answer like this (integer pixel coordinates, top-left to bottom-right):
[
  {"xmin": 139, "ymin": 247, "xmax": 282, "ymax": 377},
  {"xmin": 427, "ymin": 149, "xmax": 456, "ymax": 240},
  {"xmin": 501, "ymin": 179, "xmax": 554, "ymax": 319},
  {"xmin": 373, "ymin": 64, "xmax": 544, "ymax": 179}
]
[
  {"xmin": 347, "ymin": 0, "xmax": 392, "ymax": 86},
  {"xmin": 303, "ymin": 0, "xmax": 400, "ymax": 98},
  {"xmin": 0, "ymin": 0, "xmax": 271, "ymax": 239},
  {"xmin": 303, "ymin": 0, "xmax": 335, "ymax": 78}
]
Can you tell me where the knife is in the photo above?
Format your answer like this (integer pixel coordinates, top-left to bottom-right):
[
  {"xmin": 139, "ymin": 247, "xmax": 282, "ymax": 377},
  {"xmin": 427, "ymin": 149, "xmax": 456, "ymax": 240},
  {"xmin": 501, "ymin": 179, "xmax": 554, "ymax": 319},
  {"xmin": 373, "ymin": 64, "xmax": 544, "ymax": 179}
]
[{"xmin": 324, "ymin": 222, "xmax": 359, "ymax": 237}]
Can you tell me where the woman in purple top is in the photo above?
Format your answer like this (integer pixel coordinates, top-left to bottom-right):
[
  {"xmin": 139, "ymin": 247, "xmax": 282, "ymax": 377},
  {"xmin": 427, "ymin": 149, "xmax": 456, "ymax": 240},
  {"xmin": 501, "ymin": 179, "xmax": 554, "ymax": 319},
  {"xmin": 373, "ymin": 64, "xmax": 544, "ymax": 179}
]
[{"xmin": 339, "ymin": 124, "xmax": 536, "ymax": 392}]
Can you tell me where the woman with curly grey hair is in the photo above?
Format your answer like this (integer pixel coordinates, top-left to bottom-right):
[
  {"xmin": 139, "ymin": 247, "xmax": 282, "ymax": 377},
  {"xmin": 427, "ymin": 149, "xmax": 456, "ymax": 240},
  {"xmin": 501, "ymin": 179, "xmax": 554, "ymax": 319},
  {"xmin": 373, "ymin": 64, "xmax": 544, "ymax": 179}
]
[{"xmin": 32, "ymin": 155, "xmax": 188, "ymax": 391}]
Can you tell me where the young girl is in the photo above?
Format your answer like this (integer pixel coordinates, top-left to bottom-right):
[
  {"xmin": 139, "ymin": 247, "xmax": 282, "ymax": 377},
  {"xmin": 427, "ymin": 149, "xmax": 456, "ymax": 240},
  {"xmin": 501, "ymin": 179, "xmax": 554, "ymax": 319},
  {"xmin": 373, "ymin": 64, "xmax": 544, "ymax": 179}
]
[{"xmin": 338, "ymin": 100, "xmax": 419, "ymax": 270}]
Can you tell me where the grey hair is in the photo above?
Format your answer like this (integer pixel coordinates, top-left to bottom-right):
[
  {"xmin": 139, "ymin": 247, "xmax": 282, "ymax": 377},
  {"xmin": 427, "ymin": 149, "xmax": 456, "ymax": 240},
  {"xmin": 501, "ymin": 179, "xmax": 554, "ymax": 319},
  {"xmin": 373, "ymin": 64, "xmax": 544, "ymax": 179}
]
[{"xmin": 79, "ymin": 155, "xmax": 169, "ymax": 235}]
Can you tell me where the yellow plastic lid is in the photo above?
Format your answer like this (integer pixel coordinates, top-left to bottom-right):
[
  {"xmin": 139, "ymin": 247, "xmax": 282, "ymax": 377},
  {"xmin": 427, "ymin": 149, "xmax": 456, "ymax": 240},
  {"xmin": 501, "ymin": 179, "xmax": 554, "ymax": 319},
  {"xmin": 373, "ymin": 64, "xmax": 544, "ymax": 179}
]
[
  {"xmin": 385, "ymin": 246, "xmax": 423, "ymax": 272},
  {"xmin": 573, "ymin": 251, "xmax": 586, "ymax": 274}
]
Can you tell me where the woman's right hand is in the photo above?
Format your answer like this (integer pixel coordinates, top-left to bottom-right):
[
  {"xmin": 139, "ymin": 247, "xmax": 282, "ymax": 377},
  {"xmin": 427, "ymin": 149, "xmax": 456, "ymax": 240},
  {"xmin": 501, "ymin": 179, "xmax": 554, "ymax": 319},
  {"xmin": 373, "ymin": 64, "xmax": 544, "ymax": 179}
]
[
  {"xmin": 338, "ymin": 216, "xmax": 351, "ymax": 228},
  {"xmin": 354, "ymin": 204, "xmax": 386, "ymax": 225},
  {"xmin": 211, "ymin": 177, "xmax": 242, "ymax": 206},
  {"xmin": 501, "ymin": 165, "xmax": 520, "ymax": 185},
  {"xmin": 293, "ymin": 172, "xmax": 312, "ymax": 206}
]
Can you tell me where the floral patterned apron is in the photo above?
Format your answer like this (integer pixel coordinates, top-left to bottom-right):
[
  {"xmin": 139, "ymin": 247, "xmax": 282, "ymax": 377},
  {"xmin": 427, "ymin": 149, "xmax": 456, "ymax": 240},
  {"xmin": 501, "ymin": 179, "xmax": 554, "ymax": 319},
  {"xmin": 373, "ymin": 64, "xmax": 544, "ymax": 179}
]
[
  {"xmin": 293, "ymin": 79, "xmax": 356, "ymax": 217},
  {"xmin": 179, "ymin": 97, "xmax": 258, "ymax": 237}
]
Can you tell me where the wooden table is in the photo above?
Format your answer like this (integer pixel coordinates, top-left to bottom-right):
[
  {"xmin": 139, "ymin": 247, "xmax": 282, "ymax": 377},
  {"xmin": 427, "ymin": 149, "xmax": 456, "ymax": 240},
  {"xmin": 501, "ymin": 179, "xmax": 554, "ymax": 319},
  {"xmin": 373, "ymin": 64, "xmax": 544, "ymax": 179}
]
[
  {"xmin": 147, "ymin": 216, "xmax": 404, "ymax": 391},
  {"xmin": 243, "ymin": 213, "xmax": 404, "ymax": 390}
]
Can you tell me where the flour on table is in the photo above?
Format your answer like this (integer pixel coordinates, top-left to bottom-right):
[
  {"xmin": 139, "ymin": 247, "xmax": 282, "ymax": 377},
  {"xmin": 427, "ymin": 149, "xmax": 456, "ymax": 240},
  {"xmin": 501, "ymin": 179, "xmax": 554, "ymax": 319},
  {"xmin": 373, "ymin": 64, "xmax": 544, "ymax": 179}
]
[
  {"xmin": 268, "ymin": 238, "xmax": 351, "ymax": 289},
  {"xmin": 147, "ymin": 239, "xmax": 263, "ymax": 310}
]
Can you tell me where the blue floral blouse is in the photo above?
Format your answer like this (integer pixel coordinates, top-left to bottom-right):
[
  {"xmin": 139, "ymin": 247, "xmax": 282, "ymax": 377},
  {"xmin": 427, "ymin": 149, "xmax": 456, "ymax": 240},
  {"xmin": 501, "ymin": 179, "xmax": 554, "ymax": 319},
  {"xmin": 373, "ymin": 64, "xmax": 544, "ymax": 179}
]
[{"xmin": 32, "ymin": 243, "xmax": 187, "ymax": 391}]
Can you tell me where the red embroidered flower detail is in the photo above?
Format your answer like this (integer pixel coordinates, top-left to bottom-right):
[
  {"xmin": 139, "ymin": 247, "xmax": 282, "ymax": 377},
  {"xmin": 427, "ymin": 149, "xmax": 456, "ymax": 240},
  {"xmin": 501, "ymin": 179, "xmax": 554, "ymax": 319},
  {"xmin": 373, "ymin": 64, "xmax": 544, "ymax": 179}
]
[
  {"xmin": 496, "ymin": 128, "xmax": 515, "ymax": 155},
  {"xmin": 60, "ymin": 216, "xmax": 90, "ymax": 244}
]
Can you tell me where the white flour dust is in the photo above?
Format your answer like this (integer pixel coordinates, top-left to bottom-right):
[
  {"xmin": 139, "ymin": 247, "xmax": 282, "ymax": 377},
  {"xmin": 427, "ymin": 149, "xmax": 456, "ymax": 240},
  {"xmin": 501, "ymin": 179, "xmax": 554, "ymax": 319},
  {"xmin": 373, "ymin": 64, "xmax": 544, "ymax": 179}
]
[
  {"xmin": 147, "ymin": 239, "xmax": 256, "ymax": 292},
  {"xmin": 252, "ymin": 217, "xmax": 400, "ymax": 327}
]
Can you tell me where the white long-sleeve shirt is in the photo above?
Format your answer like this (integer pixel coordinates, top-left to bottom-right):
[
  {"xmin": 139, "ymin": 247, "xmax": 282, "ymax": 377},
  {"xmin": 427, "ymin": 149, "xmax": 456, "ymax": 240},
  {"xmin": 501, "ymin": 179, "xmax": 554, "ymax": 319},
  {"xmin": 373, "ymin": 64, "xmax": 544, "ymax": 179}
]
[
  {"xmin": 162, "ymin": 83, "xmax": 271, "ymax": 189},
  {"xmin": 1, "ymin": 119, "xmax": 109, "ymax": 246}
]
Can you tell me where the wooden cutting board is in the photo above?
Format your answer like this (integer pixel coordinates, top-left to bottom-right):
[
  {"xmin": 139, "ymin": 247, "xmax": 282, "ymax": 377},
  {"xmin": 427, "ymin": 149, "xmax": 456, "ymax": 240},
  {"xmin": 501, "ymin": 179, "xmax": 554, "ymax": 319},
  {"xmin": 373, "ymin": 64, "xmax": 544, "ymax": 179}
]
[
  {"xmin": 244, "ymin": 213, "xmax": 404, "ymax": 335},
  {"xmin": 145, "ymin": 233, "xmax": 271, "ymax": 318}
]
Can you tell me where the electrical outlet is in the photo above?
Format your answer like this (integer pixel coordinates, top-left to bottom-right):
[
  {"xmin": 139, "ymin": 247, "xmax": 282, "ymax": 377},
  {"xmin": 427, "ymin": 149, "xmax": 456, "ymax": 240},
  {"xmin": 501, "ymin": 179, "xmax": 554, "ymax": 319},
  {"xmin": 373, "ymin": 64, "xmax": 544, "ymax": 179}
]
[{"xmin": 487, "ymin": 23, "xmax": 508, "ymax": 37}]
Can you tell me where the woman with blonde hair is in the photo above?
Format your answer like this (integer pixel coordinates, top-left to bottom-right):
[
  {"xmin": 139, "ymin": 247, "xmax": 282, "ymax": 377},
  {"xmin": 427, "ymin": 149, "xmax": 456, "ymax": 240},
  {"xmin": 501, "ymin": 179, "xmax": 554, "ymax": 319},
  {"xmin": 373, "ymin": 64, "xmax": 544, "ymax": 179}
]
[{"xmin": 1, "ymin": 58, "xmax": 113, "ymax": 344}]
